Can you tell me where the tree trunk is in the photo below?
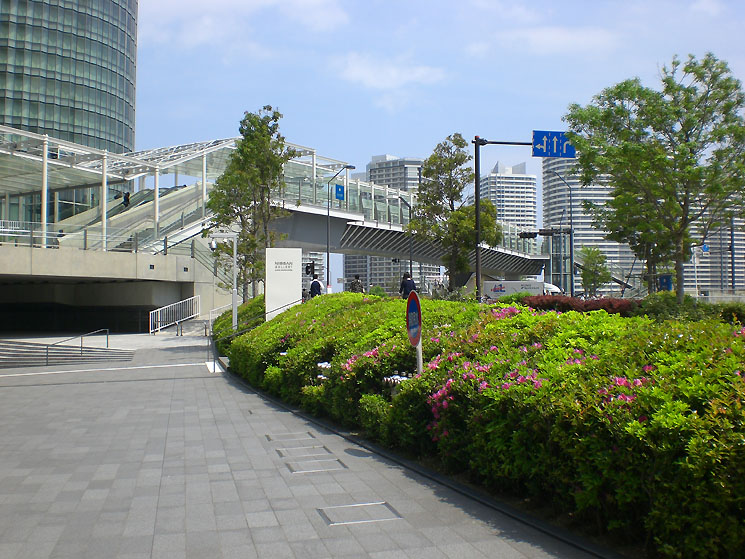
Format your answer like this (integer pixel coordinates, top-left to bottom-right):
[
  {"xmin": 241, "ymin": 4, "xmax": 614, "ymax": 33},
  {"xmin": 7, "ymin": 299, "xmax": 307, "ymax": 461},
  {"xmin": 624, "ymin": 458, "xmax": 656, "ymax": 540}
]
[{"xmin": 675, "ymin": 239, "xmax": 686, "ymax": 304}]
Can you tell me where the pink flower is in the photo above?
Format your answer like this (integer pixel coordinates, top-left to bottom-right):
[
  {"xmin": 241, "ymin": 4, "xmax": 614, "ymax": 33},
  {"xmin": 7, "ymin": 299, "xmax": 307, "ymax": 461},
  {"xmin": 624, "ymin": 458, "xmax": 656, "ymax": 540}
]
[
  {"xmin": 642, "ymin": 365, "xmax": 656, "ymax": 373},
  {"xmin": 430, "ymin": 337, "xmax": 440, "ymax": 343}
]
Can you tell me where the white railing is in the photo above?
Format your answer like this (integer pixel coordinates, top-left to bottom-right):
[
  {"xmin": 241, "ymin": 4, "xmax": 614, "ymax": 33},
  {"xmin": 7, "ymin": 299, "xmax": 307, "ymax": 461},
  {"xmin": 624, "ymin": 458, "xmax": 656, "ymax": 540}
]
[
  {"xmin": 149, "ymin": 295, "xmax": 201, "ymax": 334},
  {"xmin": 208, "ymin": 303, "xmax": 233, "ymax": 333}
]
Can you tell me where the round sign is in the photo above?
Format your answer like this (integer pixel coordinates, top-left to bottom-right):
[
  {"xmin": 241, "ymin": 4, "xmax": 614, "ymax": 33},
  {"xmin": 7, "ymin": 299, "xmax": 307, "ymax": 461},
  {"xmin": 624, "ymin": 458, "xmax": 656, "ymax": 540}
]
[{"xmin": 406, "ymin": 291, "xmax": 422, "ymax": 347}]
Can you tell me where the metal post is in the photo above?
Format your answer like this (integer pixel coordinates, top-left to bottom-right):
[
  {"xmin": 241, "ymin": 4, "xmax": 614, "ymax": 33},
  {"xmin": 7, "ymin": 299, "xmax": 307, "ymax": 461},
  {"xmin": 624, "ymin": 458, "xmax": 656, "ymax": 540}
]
[
  {"xmin": 232, "ymin": 236, "xmax": 237, "ymax": 330},
  {"xmin": 731, "ymin": 215, "xmax": 736, "ymax": 291},
  {"xmin": 154, "ymin": 166, "xmax": 160, "ymax": 238},
  {"xmin": 41, "ymin": 137, "xmax": 48, "ymax": 247},
  {"xmin": 326, "ymin": 165, "xmax": 355, "ymax": 292},
  {"xmin": 400, "ymin": 196, "xmax": 414, "ymax": 278},
  {"xmin": 550, "ymin": 171, "xmax": 575, "ymax": 296},
  {"xmin": 101, "ymin": 152, "xmax": 107, "ymax": 251},
  {"xmin": 473, "ymin": 137, "xmax": 484, "ymax": 301}
]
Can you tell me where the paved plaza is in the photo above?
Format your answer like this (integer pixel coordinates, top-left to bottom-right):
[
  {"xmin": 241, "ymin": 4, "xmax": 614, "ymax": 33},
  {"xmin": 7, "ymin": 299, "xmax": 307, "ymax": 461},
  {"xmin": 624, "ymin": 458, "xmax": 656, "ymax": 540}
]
[{"xmin": 0, "ymin": 329, "xmax": 618, "ymax": 558}]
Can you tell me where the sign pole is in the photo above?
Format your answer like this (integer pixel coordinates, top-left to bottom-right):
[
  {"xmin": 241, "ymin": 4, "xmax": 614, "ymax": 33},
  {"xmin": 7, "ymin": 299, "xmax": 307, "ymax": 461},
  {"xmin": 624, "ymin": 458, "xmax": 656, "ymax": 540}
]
[{"xmin": 416, "ymin": 339, "xmax": 423, "ymax": 375}]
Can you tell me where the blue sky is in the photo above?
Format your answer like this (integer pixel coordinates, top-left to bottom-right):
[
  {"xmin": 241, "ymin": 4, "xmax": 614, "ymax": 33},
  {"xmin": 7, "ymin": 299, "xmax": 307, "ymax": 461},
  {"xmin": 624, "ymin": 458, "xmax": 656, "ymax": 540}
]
[{"xmin": 135, "ymin": 0, "xmax": 745, "ymax": 183}]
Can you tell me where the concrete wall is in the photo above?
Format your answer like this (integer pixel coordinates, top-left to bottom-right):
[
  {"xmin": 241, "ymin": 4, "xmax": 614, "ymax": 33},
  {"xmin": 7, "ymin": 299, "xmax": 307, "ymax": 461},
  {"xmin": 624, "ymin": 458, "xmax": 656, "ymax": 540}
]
[{"xmin": 0, "ymin": 244, "xmax": 232, "ymax": 324}]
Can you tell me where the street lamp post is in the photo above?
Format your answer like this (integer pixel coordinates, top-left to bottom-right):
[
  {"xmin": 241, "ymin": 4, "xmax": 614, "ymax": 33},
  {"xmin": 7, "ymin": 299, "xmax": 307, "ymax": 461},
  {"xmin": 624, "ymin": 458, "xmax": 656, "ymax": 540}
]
[
  {"xmin": 550, "ymin": 170, "xmax": 576, "ymax": 297},
  {"xmin": 209, "ymin": 232, "xmax": 238, "ymax": 331},
  {"xmin": 399, "ymin": 196, "xmax": 414, "ymax": 278},
  {"xmin": 327, "ymin": 164, "xmax": 355, "ymax": 292},
  {"xmin": 473, "ymin": 136, "xmax": 532, "ymax": 301}
]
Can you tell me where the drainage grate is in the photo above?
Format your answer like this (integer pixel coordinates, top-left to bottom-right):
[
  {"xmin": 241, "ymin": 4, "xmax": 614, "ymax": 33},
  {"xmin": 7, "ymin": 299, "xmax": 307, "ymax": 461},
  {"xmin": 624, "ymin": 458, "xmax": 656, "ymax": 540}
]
[
  {"xmin": 317, "ymin": 501, "xmax": 402, "ymax": 526},
  {"xmin": 265, "ymin": 431, "xmax": 316, "ymax": 442},
  {"xmin": 286, "ymin": 458, "xmax": 347, "ymax": 474},
  {"xmin": 276, "ymin": 445, "xmax": 332, "ymax": 458}
]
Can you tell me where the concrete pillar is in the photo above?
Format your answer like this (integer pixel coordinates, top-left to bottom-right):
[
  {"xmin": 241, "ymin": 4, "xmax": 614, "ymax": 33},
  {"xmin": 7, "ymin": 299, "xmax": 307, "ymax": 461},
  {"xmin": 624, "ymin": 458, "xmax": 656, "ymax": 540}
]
[
  {"xmin": 53, "ymin": 191, "xmax": 59, "ymax": 224},
  {"xmin": 3, "ymin": 192, "xmax": 9, "ymax": 220},
  {"xmin": 41, "ymin": 137, "xmax": 48, "ymax": 246},
  {"xmin": 138, "ymin": 176, "xmax": 145, "ymax": 193}
]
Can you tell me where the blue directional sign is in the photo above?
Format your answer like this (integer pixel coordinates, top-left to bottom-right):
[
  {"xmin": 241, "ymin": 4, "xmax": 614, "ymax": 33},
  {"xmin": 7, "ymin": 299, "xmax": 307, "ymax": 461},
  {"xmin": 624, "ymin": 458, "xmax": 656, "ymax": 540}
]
[
  {"xmin": 532, "ymin": 130, "xmax": 576, "ymax": 159},
  {"xmin": 335, "ymin": 184, "xmax": 345, "ymax": 201}
]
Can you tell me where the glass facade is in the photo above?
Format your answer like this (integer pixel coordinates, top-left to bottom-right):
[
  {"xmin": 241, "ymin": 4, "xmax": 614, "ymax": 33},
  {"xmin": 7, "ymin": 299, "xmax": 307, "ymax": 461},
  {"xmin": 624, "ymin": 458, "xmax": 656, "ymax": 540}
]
[{"xmin": 0, "ymin": 0, "xmax": 137, "ymax": 153}]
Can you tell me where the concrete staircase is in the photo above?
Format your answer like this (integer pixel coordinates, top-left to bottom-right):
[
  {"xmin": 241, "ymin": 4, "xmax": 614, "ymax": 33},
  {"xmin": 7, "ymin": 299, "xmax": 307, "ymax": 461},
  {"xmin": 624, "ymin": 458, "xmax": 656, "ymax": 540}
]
[{"xmin": 0, "ymin": 339, "xmax": 135, "ymax": 369}]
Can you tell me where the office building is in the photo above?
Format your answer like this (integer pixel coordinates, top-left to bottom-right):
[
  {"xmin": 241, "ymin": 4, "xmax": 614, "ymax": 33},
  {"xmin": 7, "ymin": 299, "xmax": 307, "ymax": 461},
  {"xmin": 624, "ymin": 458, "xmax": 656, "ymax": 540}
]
[
  {"xmin": 0, "ymin": 0, "xmax": 137, "ymax": 154},
  {"xmin": 478, "ymin": 162, "xmax": 537, "ymax": 229}
]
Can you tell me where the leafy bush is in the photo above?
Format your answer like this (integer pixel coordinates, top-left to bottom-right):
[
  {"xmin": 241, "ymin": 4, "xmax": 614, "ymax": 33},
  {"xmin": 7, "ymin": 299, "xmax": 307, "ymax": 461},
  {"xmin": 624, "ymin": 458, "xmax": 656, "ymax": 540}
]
[
  {"xmin": 713, "ymin": 301, "xmax": 745, "ymax": 325},
  {"xmin": 632, "ymin": 291, "xmax": 716, "ymax": 322},
  {"xmin": 219, "ymin": 294, "xmax": 745, "ymax": 558},
  {"xmin": 213, "ymin": 295, "xmax": 265, "ymax": 353},
  {"xmin": 358, "ymin": 394, "xmax": 391, "ymax": 442},
  {"xmin": 369, "ymin": 285, "xmax": 387, "ymax": 297},
  {"xmin": 523, "ymin": 295, "xmax": 638, "ymax": 316}
]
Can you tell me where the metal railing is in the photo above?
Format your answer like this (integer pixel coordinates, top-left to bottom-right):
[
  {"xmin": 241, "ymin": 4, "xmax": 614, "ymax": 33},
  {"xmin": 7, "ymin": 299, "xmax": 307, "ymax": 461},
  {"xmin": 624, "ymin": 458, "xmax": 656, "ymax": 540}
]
[
  {"xmin": 46, "ymin": 328, "xmax": 110, "ymax": 365},
  {"xmin": 149, "ymin": 295, "xmax": 201, "ymax": 334}
]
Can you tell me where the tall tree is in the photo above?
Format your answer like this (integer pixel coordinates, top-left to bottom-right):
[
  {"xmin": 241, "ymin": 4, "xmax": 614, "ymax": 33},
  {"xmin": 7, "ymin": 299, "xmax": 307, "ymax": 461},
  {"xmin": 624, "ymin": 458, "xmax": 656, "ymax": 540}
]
[
  {"xmin": 207, "ymin": 106, "xmax": 297, "ymax": 299},
  {"xmin": 565, "ymin": 53, "xmax": 745, "ymax": 303},
  {"xmin": 578, "ymin": 246, "xmax": 611, "ymax": 297},
  {"xmin": 410, "ymin": 133, "xmax": 501, "ymax": 289}
]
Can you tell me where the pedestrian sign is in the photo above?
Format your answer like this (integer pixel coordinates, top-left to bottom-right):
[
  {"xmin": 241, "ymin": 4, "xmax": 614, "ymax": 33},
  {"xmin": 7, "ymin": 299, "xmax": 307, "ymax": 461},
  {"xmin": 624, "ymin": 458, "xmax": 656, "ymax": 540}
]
[
  {"xmin": 406, "ymin": 291, "xmax": 422, "ymax": 347},
  {"xmin": 335, "ymin": 184, "xmax": 345, "ymax": 201}
]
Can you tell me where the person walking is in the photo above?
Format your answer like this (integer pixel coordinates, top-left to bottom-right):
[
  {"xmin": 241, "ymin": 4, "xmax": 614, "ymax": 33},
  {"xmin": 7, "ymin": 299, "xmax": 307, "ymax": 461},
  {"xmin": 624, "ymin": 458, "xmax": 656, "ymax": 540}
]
[
  {"xmin": 350, "ymin": 274, "xmax": 364, "ymax": 293},
  {"xmin": 309, "ymin": 274, "xmax": 323, "ymax": 298},
  {"xmin": 399, "ymin": 272, "xmax": 416, "ymax": 298}
]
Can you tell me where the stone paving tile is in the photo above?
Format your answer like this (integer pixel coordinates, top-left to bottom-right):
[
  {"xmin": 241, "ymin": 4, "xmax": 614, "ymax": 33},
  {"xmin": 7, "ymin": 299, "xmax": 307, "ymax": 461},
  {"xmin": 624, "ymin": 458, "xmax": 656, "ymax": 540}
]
[{"xmin": 0, "ymin": 332, "xmax": 614, "ymax": 559}]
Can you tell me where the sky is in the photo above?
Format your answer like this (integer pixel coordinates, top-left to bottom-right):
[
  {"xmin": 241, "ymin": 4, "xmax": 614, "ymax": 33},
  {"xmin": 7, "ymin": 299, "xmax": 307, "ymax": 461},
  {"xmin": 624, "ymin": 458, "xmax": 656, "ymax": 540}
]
[{"xmin": 135, "ymin": 0, "xmax": 745, "ymax": 191}]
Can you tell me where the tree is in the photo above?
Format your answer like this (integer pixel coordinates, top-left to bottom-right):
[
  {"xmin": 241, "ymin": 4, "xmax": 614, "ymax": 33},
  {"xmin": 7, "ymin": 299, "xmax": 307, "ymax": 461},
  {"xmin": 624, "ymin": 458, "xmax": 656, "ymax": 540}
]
[
  {"xmin": 207, "ymin": 106, "xmax": 297, "ymax": 299},
  {"xmin": 565, "ymin": 53, "xmax": 745, "ymax": 303},
  {"xmin": 410, "ymin": 133, "xmax": 501, "ymax": 289},
  {"xmin": 578, "ymin": 246, "xmax": 611, "ymax": 297}
]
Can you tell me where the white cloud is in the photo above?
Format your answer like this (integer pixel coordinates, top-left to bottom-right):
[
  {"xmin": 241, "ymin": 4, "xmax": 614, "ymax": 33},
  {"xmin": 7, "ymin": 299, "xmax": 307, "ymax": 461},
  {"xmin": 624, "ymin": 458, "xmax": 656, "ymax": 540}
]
[
  {"xmin": 334, "ymin": 52, "xmax": 445, "ymax": 91},
  {"xmin": 331, "ymin": 52, "xmax": 446, "ymax": 112},
  {"xmin": 497, "ymin": 26, "xmax": 620, "ymax": 55},
  {"xmin": 690, "ymin": 0, "xmax": 724, "ymax": 16},
  {"xmin": 467, "ymin": 0, "xmax": 541, "ymax": 24},
  {"xmin": 138, "ymin": 0, "xmax": 348, "ymax": 47}
]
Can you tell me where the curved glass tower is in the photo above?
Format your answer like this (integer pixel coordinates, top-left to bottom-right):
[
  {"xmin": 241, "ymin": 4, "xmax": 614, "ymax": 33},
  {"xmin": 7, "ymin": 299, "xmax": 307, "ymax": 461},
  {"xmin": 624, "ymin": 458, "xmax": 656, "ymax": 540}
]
[{"xmin": 0, "ymin": 0, "xmax": 137, "ymax": 153}]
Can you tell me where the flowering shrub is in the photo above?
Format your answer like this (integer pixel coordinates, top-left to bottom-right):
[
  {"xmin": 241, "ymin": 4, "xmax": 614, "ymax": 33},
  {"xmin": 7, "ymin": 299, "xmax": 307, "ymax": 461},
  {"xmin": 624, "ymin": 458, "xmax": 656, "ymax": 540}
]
[{"xmin": 223, "ymin": 294, "xmax": 745, "ymax": 558}]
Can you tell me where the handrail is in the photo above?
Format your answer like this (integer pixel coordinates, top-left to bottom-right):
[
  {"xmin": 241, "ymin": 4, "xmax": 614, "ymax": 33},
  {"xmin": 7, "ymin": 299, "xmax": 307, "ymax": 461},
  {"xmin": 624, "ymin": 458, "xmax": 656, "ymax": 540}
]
[
  {"xmin": 46, "ymin": 328, "xmax": 110, "ymax": 365},
  {"xmin": 149, "ymin": 295, "xmax": 201, "ymax": 334}
]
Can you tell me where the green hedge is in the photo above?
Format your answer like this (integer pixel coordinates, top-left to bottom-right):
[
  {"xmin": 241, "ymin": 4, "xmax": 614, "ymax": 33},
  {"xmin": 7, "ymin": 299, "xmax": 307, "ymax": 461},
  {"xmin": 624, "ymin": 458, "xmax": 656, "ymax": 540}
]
[
  {"xmin": 223, "ymin": 293, "xmax": 745, "ymax": 558},
  {"xmin": 213, "ymin": 295, "xmax": 266, "ymax": 353}
]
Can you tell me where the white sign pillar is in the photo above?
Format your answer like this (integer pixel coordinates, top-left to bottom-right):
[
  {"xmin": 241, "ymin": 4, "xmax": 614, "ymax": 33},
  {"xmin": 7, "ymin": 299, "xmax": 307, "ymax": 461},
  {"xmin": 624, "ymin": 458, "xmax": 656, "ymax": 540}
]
[{"xmin": 265, "ymin": 248, "xmax": 302, "ymax": 321}]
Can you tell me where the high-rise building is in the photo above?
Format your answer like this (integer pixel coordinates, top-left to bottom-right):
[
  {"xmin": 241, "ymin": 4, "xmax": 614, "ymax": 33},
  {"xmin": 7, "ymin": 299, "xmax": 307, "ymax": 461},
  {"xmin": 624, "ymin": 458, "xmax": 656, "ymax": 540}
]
[
  {"xmin": 0, "ymin": 0, "xmax": 137, "ymax": 153},
  {"xmin": 345, "ymin": 155, "xmax": 441, "ymax": 294},
  {"xmin": 542, "ymin": 157, "xmax": 637, "ymax": 295},
  {"xmin": 542, "ymin": 157, "xmax": 745, "ymax": 297},
  {"xmin": 477, "ymin": 162, "xmax": 537, "ymax": 229},
  {"xmin": 366, "ymin": 154, "xmax": 422, "ymax": 191}
]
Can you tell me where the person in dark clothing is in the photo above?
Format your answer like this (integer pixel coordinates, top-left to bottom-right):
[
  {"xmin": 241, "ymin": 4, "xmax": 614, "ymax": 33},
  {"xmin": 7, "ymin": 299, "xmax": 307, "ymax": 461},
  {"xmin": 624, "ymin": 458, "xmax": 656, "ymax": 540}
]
[
  {"xmin": 399, "ymin": 272, "xmax": 416, "ymax": 298},
  {"xmin": 350, "ymin": 274, "xmax": 364, "ymax": 293},
  {"xmin": 309, "ymin": 274, "xmax": 323, "ymax": 298},
  {"xmin": 123, "ymin": 191, "xmax": 130, "ymax": 207}
]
